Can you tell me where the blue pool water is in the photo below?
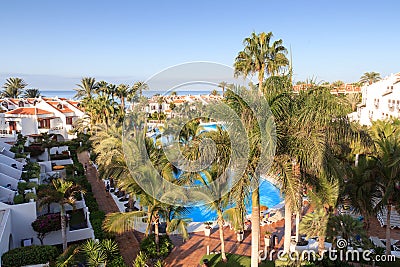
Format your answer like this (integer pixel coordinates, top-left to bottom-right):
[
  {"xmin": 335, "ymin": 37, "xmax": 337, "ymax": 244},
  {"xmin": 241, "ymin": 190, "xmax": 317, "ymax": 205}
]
[{"xmin": 187, "ymin": 179, "xmax": 282, "ymax": 222}]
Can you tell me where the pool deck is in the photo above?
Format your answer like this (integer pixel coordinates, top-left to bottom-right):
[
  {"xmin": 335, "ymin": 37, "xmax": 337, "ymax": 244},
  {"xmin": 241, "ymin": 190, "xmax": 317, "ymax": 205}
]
[{"xmin": 164, "ymin": 219, "xmax": 286, "ymax": 267}]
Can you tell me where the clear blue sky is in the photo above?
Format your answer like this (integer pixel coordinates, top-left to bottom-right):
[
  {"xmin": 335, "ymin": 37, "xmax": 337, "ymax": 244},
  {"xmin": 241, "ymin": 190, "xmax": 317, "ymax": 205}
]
[{"xmin": 1, "ymin": 0, "xmax": 399, "ymax": 90}]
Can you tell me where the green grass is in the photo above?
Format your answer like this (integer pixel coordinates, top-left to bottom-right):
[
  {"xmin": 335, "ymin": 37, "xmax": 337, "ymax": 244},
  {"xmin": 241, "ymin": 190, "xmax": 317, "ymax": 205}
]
[{"xmin": 201, "ymin": 253, "xmax": 274, "ymax": 267}]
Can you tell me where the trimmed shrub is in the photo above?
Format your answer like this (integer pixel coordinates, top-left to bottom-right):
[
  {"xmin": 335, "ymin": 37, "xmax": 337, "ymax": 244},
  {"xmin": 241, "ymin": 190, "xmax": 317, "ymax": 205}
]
[
  {"xmin": 2, "ymin": 245, "xmax": 58, "ymax": 267},
  {"xmin": 13, "ymin": 194, "xmax": 24, "ymax": 204},
  {"xmin": 140, "ymin": 234, "xmax": 173, "ymax": 258}
]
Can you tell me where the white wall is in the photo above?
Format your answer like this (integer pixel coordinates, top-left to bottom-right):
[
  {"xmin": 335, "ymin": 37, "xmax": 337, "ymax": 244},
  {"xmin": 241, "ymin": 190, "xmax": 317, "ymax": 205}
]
[
  {"xmin": 0, "ymin": 164, "xmax": 21, "ymax": 180},
  {"xmin": 0, "ymin": 187, "xmax": 15, "ymax": 203},
  {"xmin": 0, "ymin": 202, "xmax": 38, "ymax": 249},
  {"xmin": 0, "ymin": 209, "xmax": 12, "ymax": 266},
  {"xmin": 20, "ymin": 117, "xmax": 38, "ymax": 136},
  {"xmin": 0, "ymin": 174, "xmax": 18, "ymax": 190},
  {"xmin": 0, "ymin": 155, "xmax": 23, "ymax": 170}
]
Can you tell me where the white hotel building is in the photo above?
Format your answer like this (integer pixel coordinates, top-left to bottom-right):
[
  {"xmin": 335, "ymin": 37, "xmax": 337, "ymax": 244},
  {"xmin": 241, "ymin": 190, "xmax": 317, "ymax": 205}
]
[
  {"xmin": 354, "ymin": 73, "xmax": 400, "ymax": 125},
  {"xmin": 0, "ymin": 97, "xmax": 84, "ymax": 143}
]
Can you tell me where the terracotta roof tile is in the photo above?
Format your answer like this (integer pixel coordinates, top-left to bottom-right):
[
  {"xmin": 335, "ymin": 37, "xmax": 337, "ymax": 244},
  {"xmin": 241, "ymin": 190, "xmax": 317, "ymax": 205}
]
[{"xmin": 5, "ymin": 107, "xmax": 53, "ymax": 115}]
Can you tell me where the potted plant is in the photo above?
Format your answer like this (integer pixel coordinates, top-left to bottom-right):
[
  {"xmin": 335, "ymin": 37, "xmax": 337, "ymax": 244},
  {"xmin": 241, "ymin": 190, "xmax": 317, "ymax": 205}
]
[
  {"xmin": 204, "ymin": 222, "xmax": 212, "ymax": 237},
  {"xmin": 264, "ymin": 231, "xmax": 272, "ymax": 247}
]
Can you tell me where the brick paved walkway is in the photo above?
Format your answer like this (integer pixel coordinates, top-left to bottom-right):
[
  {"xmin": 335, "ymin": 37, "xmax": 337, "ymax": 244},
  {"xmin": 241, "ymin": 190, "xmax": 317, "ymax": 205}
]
[
  {"xmin": 164, "ymin": 220, "xmax": 285, "ymax": 267},
  {"xmin": 78, "ymin": 152, "xmax": 140, "ymax": 266}
]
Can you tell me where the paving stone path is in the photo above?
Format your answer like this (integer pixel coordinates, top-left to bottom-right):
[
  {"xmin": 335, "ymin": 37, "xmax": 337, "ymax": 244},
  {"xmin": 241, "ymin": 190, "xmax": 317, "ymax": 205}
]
[{"xmin": 78, "ymin": 152, "xmax": 140, "ymax": 266}]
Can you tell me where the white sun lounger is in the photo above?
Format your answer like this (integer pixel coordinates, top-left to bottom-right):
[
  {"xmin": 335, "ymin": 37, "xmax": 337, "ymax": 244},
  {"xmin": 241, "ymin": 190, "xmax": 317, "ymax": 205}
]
[
  {"xmin": 377, "ymin": 207, "xmax": 400, "ymax": 229},
  {"xmin": 370, "ymin": 236, "xmax": 385, "ymax": 248}
]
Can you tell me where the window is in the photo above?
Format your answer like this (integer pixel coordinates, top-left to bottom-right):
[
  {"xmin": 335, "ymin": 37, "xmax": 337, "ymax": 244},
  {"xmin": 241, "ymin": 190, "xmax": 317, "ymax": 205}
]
[{"xmin": 66, "ymin": 117, "xmax": 73, "ymax": 125}]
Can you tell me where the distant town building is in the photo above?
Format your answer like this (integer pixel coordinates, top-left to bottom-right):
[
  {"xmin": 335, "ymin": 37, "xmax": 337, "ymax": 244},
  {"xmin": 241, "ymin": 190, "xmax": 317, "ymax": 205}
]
[{"xmin": 293, "ymin": 83, "xmax": 361, "ymax": 94}]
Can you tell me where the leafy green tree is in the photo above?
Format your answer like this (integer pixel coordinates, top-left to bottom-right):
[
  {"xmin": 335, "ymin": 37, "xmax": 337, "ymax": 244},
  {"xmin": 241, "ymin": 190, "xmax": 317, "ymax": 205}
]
[{"xmin": 2, "ymin": 77, "xmax": 27, "ymax": 98}]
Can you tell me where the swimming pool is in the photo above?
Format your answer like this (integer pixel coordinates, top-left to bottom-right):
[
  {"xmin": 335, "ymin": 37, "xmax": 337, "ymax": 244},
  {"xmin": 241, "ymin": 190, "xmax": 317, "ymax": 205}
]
[
  {"xmin": 187, "ymin": 178, "xmax": 282, "ymax": 222},
  {"xmin": 153, "ymin": 122, "xmax": 282, "ymax": 222}
]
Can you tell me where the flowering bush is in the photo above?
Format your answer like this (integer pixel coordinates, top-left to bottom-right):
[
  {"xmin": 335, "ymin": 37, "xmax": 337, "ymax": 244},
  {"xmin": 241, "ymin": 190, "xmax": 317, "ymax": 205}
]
[{"xmin": 31, "ymin": 213, "xmax": 62, "ymax": 244}]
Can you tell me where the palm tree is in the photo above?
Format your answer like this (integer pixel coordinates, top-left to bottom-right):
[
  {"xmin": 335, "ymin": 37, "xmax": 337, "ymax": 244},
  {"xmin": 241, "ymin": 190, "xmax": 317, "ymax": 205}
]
[
  {"xmin": 23, "ymin": 88, "xmax": 41, "ymax": 98},
  {"xmin": 360, "ymin": 72, "xmax": 381, "ymax": 85},
  {"xmin": 2, "ymin": 77, "xmax": 27, "ymax": 98},
  {"xmin": 343, "ymin": 156, "xmax": 376, "ymax": 230},
  {"xmin": 368, "ymin": 119, "xmax": 400, "ymax": 255},
  {"xmin": 346, "ymin": 93, "xmax": 361, "ymax": 112},
  {"xmin": 47, "ymin": 178, "xmax": 85, "ymax": 251},
  {"xmin": 299, "ymin": 176, "xmax": 339, "ymax": 255},
  {"xmin": 210, "ymin": 89, "xmax": 219, "ymax": 96},
  {"xmin": 218, "ymin": 81, "xmax": 228, "ymax": 95},
  {"xmin": 96, "ymin": 81, "xmax": 109, "ymax": 98},
  {"xmin": 80, "ymin": 239, "xmax": 119, "ymax": 267},
  {"xmin": 327, "ymin": 214, "xmax": 366, "ymax": 247},
  {"xmin": 133, "ymin": 81, "xmax": 149, "ymax": 97},
  {"xmin": 234, "ymin": 32, "xmax": 289, "ymax": 93},
  {"xmin": 74, "ymin": 77, "xmax": 98, "ymax": 99},
  {"xmin": 115, "ymin": 84, "xmax": 130, "ymax": 110}
]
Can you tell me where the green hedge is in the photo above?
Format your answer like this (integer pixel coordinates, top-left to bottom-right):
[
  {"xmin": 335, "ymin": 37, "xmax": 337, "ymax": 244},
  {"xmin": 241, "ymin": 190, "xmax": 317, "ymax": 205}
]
[
  {"xmin": 2, "ymin": 245, "xmax": 58, "ymax": 267},
  {"xmin": 140, "ymin": 234, "xmax": 173, "ymax": 258}
]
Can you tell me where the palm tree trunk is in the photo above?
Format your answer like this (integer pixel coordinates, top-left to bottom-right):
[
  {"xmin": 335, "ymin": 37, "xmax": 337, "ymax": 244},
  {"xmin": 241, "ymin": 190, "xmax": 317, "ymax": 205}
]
[
  {"xmin": 258, "ymin": 64, "xmax": 265, "ymax": 94},
  {"xmin": 386, "ymin": 204, "xmax": 391, "ymax": 256},
  {"xmin": 318, "ymin": 235, "xmax": 326, "ymax": 256},
  {"xmin": 121, "ymin": 97, "xmax": 125, "ymax": 110},
  {"xmin": 155, "ymin": 217, "xmax": 160, "ymax": 253},
  {"xmin": 61, "ymin": 205, "xmax": 67, "ymax": 251},
  {"xmin": 283, "ymin": 200, "xmax": 292, "ymax": 253},
  {"xmin": 217, "ymin": 210, "xmax": 227, "ymax": 262},
  {"xmin": 146, "ymin": 206, "xmax": 152, "ymax": 236},
  {"xmin": 295, "ymin": 212, "xmax": 300, "ymax": 242},
  {"xmin": 251, "ymin": 187, "xmax": 260, "ymax": 267}
]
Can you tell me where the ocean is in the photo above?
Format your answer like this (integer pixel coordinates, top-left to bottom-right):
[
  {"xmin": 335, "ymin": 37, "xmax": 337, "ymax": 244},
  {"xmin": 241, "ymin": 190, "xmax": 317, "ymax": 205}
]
[{"xmin": 41, "ymin": 89, "xmax": 221, "ymax": 99}]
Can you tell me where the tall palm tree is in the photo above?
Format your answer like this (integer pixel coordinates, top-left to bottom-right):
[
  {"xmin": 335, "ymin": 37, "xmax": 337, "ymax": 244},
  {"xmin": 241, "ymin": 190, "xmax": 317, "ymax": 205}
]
[
  {"xmin": 74, "ymin": 77, "xmax": 98, "ymax": 99},
  {"xmin": 234, "ymin": 32, "xmax": 289, "ymax": 93},
  {"xmin": 360, "ymin": 72, "xmax": 381, "ymax": 85},
  {"xmin": 218, "ymin": 81, "xmax": 228, "ymax": 95},
  {"xmin": 368, "ymin": 119, "xmax": 400, "ymax": 255},
  {"xmin": 133, "ymin": 81, "xmax": 149, "ymax": 97},
  {"xmin": 23, "ymin": 88, "xmax": 41, "ymax": 98},
  {"xmin": 2, "ymin": 77, "xmax": 27, "ymax": 98},
  {"xmin": 115, "ymin": 84, "xmax": 130, "ymax": 110},
  {"xmin": 343, "ymin": 156, "xmax": 376, "ymax": 230},
  {"xmin": 95, "ymin": 81, "xmax": 109, "ymax": 98},
  {"xmin": 42, "ymin": 179, "xmax": 85, "ymax": 251},
  {"xmin": 224, "ymin": 87, "xmax": 270, "ymax": 266}
]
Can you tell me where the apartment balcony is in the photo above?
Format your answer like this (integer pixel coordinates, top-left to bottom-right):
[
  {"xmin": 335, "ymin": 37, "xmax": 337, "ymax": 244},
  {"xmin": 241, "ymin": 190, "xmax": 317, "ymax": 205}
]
[{"xmin": 49, "ymin": 125, "xmax": 64, "ymax": 135}]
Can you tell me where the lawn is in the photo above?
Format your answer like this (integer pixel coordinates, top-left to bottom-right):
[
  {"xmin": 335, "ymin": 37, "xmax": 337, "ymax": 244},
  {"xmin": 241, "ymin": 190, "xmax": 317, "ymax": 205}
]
[{"xmin": 201, "ymin": 253, "xmax": 274, "ymax": 267}]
